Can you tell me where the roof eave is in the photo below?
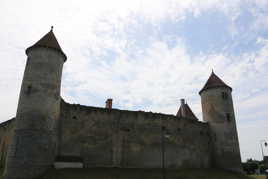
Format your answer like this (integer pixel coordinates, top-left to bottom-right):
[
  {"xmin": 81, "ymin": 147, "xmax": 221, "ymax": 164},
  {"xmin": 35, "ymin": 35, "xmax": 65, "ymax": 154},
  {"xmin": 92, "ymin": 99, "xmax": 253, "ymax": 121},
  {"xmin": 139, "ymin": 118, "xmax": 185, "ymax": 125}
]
[
  {"xmin": 26, "ymin": 45, "xmax": 67, "ymax": 62},
  {"xmin": 199, "ymin": 85, "xmax": 232, "ymax": 95}
]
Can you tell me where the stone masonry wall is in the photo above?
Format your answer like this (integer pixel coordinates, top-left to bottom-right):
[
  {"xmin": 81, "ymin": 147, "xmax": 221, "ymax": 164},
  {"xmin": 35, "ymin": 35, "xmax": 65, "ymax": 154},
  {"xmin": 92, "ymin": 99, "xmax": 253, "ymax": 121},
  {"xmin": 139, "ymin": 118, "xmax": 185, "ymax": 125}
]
[
  {"xmin": 59, "ymin": 100, "xmax": 211, "ymax": 169},
  {"xmin": 0, "ymin": 100, "xmax": 212, "ymax": 170},
  {"xmin": 200, "ymin": 87, "xmax": 242, "ymax": 172},
  {"xmin": 0, "ymin": 119, "xmax": 15, "ymax": 168}
]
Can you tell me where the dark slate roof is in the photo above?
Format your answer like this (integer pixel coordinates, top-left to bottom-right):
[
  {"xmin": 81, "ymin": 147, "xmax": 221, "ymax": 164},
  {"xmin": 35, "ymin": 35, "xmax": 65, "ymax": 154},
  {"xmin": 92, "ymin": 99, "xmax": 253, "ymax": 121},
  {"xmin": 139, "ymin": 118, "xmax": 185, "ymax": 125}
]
[
  {"xmin": 26, "ymin": 28, "xmax": 67, "ymax": 61},
  {"xmin": 199, "ymin": 71, "xmax": 232, "ymax": 94},
  {"xmin": 176, "ymin": 103, "xmax": 198, "ymax": 120}
]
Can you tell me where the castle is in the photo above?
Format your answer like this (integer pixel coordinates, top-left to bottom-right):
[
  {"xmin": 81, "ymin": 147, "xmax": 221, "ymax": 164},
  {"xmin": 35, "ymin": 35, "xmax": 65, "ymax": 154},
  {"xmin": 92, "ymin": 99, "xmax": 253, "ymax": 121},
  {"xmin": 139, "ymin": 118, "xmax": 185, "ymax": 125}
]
[{"xmin": 0, "ymin": 28, "xmax": 242, "ymax": 179}]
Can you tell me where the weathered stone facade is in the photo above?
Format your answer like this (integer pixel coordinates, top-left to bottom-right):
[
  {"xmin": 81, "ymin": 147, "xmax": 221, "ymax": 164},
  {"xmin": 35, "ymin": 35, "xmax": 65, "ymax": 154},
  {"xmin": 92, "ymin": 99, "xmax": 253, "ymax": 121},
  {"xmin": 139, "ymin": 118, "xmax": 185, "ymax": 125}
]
[
  {"xmin": 0, "ymin": 120, "xmax": 15, "ymax": 169},
  {"xmin": 200, "ymin": 87, "xmax": 241, "ymax": 172},
  {"xmin": 0, "ymin": 29, "xmax": 242, "ymax": 179},
  {"xmin": 59, "ymin": 100, "xmax": 211, "ymax": 169}
]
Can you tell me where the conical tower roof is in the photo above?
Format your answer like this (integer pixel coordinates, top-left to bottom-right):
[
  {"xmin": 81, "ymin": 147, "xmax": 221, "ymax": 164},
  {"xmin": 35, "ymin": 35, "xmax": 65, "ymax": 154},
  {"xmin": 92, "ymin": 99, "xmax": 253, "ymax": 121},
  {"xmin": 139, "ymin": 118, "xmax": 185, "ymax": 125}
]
[
  {"xmin": 176, "ymin": 102, "xmax": 198, "ymax": 120},
  {"xmin": 26, "ymin": 27, "xmax": 67, "ymax": 60},
  {"xmin": 199, "ymin": 71, "xmax": 232, "ymax": 94}
]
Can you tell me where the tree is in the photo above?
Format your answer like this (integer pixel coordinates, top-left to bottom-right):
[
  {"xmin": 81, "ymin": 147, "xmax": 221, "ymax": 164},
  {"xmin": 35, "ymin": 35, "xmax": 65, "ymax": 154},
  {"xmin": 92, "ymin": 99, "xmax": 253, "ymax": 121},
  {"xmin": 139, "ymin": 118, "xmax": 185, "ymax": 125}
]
[{"xmin": 242, "ymin": 159, "xmax": 259, "ymax": 174}]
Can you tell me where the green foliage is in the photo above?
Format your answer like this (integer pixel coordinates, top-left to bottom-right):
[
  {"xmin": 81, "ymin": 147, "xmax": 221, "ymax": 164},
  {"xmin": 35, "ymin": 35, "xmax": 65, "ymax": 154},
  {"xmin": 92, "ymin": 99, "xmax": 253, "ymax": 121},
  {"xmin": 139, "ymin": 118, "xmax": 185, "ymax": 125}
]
[
  {"xmin": 39, "ymin": 168, "xmax": 251, "ymax": 179},
  {"xmin": 242, "ymin": 158, "xmax": 268, "ymax": 175},
  {"xmin": 242, "ymin": 159, "xmax": 263, "ymax": 175},
  {"xmin": 243, "ymin": 162, "xmax": 258, "ymax": 174},
  {"xmin": 259, "ymin": 162, "xmax": 268, "ymax": 174}
]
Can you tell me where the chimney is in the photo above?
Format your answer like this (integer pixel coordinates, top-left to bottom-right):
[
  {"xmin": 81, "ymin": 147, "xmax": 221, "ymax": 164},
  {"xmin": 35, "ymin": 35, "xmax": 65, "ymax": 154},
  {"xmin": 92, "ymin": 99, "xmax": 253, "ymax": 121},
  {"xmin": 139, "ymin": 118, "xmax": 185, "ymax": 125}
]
[
  {"xmin": 180, "ymin": 99, "xmax": 185, "ymax": 106},
  {"xmin": 105, "ymin": 98, "xmax": 113, "ymax": 109},
  {"xmin": 180, "ymin": 99, "xmax": 186, "ymax": 117}
]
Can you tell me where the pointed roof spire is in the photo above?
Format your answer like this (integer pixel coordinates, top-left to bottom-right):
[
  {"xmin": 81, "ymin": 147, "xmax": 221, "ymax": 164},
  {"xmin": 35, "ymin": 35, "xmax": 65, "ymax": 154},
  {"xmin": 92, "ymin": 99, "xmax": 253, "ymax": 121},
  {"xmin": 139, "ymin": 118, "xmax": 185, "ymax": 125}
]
[
  {"xmin": 26, "ymin": 27, "xmax": 67, "ymax": 60},
  {"xmin": 176, "ymin": 99, "xmax": 198, "ymax": 120},
  {"xmin": 199, "ymin": 71, "xmax": 232, "ymax": 94}
]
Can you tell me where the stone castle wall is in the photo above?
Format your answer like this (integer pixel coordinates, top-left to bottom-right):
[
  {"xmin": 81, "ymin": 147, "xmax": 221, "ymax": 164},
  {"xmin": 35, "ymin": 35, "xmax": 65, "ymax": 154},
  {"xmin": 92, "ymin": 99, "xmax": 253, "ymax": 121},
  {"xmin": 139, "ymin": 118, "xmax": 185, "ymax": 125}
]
[
  {"xmin": 3, "ymin": 47, "xmax": 65, "ymax": 179},
  {"xmin": 0, "ymin": 119, "xmax": 15, "ymax": 168},
  {"xmin": 200, "ymin": 87, "xmax": 242, "ymax": 171},
  {"xmin": 58, "ymin": 100, "xmax": 211, "ymax": 169},
  {"xmin": 0, "ymin": 99, "xmax": 212, "ymax": 170}
]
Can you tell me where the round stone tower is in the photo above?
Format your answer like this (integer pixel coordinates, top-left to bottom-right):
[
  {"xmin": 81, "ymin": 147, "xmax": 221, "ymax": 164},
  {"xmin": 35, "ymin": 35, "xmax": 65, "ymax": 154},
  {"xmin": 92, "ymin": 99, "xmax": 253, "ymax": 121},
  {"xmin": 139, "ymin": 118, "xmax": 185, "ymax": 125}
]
[
  {"xmin": 4, "ymin": 27, "xmax": 66, "ymax": 179},
  {"xmin": 199, "ymin": 71, "xmax": 242, "ymax": 172}
]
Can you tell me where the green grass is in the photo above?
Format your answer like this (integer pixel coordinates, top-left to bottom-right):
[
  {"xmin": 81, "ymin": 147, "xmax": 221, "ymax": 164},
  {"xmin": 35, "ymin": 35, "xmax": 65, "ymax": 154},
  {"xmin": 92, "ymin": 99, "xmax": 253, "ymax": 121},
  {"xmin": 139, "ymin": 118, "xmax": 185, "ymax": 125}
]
[
  {"xmin": 249, "ymin": 175, "xmax": 267, "ymax": 179},
  {"xmin": 0, "ymin": 167, "xmax": 260, "ymax": 179},
  {"xmin": 39, "ymin": 168, "xmax": 253, "ymax": 179}
]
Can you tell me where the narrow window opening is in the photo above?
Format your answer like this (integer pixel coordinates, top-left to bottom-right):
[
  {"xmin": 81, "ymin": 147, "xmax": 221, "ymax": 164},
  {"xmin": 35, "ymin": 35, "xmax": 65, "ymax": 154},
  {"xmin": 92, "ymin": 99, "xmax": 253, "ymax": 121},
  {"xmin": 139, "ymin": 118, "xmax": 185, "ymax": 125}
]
[
  {"xmin": 26, "ymin": 85, "xmax": 32, "ymax": 95},
  {"xmin": 221, "ymin": 92, "xmax": 228, "ymax": 100},
  {"xmin": 72, "ymin": 116, "xmax": 77, "ymax": 120},
  {"xmin": 14, "ymin": 138, "xmax": 19, "ymax": 157},
  {"xmin": 226, "ymin": 113, "xmax": 231, "ymax": 122},
  {"xmin": 120, "ymin": 127, "xmax": 130, "ymax": 132}
]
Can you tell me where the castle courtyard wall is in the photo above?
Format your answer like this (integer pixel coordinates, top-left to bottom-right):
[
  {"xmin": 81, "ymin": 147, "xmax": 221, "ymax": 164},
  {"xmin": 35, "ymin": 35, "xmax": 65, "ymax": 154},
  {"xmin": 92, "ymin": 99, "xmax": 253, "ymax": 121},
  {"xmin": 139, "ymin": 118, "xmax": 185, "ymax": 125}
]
[{"xmin": 59, "ymin": 100, "xmax": 211, "ymax": 169}]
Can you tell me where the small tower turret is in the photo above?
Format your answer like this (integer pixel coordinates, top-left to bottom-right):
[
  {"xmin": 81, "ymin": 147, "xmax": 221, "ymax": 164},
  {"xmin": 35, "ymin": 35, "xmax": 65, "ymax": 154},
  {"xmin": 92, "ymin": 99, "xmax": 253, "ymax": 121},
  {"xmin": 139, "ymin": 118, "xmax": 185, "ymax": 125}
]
[
  {"xmin": 4, "ymin": 28, "xmax": 66, "ymax": 179},
  {"xmin": 199, "ymin": 71, "xmax": 242, "ymax": 172},
  {"xmin": 176, "ymin": 99, "xmax": 198, "ymax": 121}
]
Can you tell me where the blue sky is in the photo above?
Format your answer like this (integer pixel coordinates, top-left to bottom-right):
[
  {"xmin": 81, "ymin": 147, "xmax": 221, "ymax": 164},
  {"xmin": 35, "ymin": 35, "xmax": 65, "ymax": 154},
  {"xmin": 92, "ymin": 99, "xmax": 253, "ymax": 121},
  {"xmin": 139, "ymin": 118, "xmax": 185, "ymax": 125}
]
[{"xmin": 0, "ymin": 0, "xmax": 268, "ymax": 162}]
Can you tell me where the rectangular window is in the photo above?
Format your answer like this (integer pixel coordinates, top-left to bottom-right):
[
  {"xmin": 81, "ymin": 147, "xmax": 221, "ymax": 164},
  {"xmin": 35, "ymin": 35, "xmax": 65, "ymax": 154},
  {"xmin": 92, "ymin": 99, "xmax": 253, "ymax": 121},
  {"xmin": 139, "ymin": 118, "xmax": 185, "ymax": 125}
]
[
  {"xmin": 26, "ymin": 85, "xmax": 32, "ymax": 95},
  {"xmin": 226, "ymin": 113, "xmax": 231, "ymax": 122},
  {"xmin": 221, "ymin": 92, "xmax": 228, "ymax": 100}
]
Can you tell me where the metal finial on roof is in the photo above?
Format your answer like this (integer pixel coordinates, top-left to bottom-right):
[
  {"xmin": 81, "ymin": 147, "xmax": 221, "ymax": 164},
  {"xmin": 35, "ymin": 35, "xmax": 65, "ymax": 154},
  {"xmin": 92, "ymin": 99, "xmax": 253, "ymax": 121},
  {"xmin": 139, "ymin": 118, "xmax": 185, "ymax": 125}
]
[
  {"xmin": 212, "ymin": 69, "xmax": 214, "ymax": 73},
  {"xmin": 25, "ymin": 26, "xmax": 67, "ymax": 61}
]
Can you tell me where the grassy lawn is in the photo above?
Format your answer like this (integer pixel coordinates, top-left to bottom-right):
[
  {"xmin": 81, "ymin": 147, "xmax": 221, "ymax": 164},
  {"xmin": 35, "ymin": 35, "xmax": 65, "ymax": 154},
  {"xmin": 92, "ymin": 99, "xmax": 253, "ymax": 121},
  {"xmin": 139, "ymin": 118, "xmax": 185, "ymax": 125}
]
[
  {"xmin": 249, "ymin": 175, "xmax": 267, "ymax": 179},
  {"xmin": 0, "ymin": 167, "xmax": 260, "ymax": 179},
  {"xmin": 39, "ymin": 168, "xmax": 253, "ymax": 179}
]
